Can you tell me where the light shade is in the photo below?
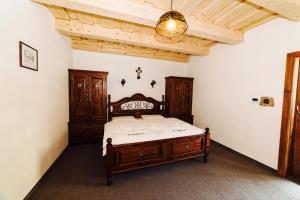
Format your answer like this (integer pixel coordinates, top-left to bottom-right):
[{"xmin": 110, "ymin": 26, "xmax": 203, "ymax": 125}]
[{"xmin": 155, "ymin": 11, "xmax": 188, "ymax": 38}]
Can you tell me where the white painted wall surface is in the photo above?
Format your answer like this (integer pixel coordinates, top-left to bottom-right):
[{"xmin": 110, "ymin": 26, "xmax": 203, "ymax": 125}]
[
  {"xmin": 72, "ymin": 50, "xmax": 188, "ymax": 101},
  {"xmin": 0, "ymin": 1, "xmax": 72, "ymax": 199},
  {"xmin": 188, "ymin": 18, "xmax": 300, "ymax": 169}
]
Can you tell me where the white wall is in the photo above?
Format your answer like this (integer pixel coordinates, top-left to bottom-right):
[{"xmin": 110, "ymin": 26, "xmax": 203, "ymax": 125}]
[
  {"xmin": 188, "ymin": 18, "xmax": 300, "ymax": 169},
  {"xmin": 0, "ymin": 1, "xmax": 72, "ymax": 199},
  {"xmin": 72, "ymin": 50, "xmax": 188, "ymax": 101}
]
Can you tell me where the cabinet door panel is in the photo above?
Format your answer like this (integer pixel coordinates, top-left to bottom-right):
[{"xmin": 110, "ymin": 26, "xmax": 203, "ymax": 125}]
[
  {"xmin": 181, "ymin": 80, "xmax": 192, "ymax": 115},
  {"xmin": 91, "ymin": 76, "xmax": 107, "ymax": 120},
  {"xmin": 165, "ymin": 77, "xmax": 193, "ymax": 122},
  {"xmin": 170, "ymin": 79, "xmax": 186, "ymax": 115},
  {"xmin": 70, "ymin": 74, "xmax": 90, "ymax": 120}
]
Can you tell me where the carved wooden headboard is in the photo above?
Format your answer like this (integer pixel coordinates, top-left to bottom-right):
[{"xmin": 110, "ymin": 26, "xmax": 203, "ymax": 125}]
[{"xmin": 107, "ymin": 93, "xmax": 165, "ymax": 121}]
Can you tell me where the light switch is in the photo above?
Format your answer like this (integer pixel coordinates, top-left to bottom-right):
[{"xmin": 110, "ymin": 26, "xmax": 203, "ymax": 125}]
[
  {"xmin": 252, "ymin": 98, "xmax": 259, "ymax": 102},
  {"xmin": 259, "ymin": 97, "xmax": 274, "ymax": 107}
]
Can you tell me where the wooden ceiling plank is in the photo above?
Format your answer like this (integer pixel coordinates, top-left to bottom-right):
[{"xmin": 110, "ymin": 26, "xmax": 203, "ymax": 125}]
[
  {"xmin": 194, "ymin": 0, "xmax": 236, "ymax": 22},
  {"xmin": 186, "ymin": 15, "xmax": 243, "ymax": 44},
  {"xmin": 32, "ymin": 0, "xmax": 244, "ymax": 44},
  {"xmin": 209, "ymin": 0, "xmax": 242, "ymax": 22},
  {"xmin": 56, "ymin": 19, "xmax": 209, "ymax": 55},
  {"xmin": 72, "ymin": 38, "xmax": 191, "ymax": 63},
  {"xmin": 151, "ymin": 0, "xmax": 170, "ymax": 10},
  {"xmin": 241, "ymin": 14, "xmax": 277, "ymax": 31},
  {"xmin": 173, "ymin": 0, "xmax": 189, "ymax": 10},
  {"xmin": 191, "ymin": 0, "xmax": 214, "ymax": 16},
  {"xmin": 173, "ymin": 0, "xmax": 205, "ymax": 16},
  {"xmin": 213, "ymin": 2, "xmax": 256, "ymax": 27},
  {"xmin": 246, "ymin": 0, "xmax": 300, "ymax": 21},
  {"xmin": 229, "ymin": 9, "xmax": 273, "ymax": 30}
]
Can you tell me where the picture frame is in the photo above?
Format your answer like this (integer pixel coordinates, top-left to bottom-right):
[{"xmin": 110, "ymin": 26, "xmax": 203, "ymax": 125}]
[{"xmin": 19, "ymin": 41, "xmax": 38, "ymax": 71}]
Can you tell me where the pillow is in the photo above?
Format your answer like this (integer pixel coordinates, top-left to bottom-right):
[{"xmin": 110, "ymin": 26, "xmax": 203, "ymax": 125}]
[
  {"xmin": 112, "ymin": 116, "xmax": 135, "ymax": 122},
  {"xmin": 141, "ymin": 114, "xmax": 164, "ymax": 120},
  {"xmin": 133, "ymin": 111, "xmax": 142, "ymax": 119}
]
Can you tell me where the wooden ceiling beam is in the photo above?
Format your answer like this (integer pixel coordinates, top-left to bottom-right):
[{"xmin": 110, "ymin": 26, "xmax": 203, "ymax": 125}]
[
  {"xmin": 246, "ymin": 0, "xmax": 300, "ymax": 21},
  {"xmin": 72, "ymin": 38, "xmax": 190, "ymax": 63},
  {"xmin": 32, "ymin": 0, "xmax": 244, "ymax": 44},
  {"xmin": 55, "ymin": 18, "xmax": 209, "ymax": 55},
  {"xmin": 47, "ymin": 5, "xmax": 69, "ymax": 20}
]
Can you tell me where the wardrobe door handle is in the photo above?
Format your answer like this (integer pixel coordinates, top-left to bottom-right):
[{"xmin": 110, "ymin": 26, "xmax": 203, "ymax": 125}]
[
  {"xmin": 85, "ymin": 94, "xmax": 92, "ymax": 102},
  {"xmin": 185, "ymin": 144, "xmax": 190, "ymax": 150},
  {"xmin": 297, "ymin": 105, "xmax": 300, "ymax": 114},
  {"xmin": 138, "ymin": 153, "xmax": 145, "ymax": 160}
]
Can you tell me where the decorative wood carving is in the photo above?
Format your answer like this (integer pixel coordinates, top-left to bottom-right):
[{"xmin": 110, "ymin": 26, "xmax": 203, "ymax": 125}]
[
  {"xmin": 108, "ymin": 93, "xmax": 164, "ymax": 121},
  {"xmin": 121, "ymin": 101, "xmax": 154, "ymax": 110}
]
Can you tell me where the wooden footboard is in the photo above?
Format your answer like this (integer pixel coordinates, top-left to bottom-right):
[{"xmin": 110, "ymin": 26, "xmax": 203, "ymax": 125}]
[{"xmin": 105, "ymin": 128, "xmax": 210, "ymax": 185}]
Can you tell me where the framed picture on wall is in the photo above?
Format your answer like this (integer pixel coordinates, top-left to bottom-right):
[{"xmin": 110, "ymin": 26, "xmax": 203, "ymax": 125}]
[{"xmin": 19, "ymin": 41, "xmax": 38, "ymax": 71}]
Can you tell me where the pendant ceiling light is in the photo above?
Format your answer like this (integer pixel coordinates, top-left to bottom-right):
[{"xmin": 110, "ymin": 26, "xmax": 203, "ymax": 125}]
[{"xmin": 155, "ymin": 0, "xmax": 188, "ymax": 38}]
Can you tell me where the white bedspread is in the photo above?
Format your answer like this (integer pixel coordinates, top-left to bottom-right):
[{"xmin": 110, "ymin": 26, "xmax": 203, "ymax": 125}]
[{"xmin": 102, "ymin": 118, "xmax": 204, "ymax": 155}]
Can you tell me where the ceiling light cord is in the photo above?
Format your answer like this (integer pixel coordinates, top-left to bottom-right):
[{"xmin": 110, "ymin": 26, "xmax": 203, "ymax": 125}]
[{"xmin": 171, "ymin": 0, "xmax": 173, "ymax": 11}]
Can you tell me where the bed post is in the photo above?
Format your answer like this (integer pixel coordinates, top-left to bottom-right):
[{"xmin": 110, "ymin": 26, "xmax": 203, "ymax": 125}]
[
  {"xmin": 106, "ymin": 138, "xmax": 113, "ymax": 185},
  {"xmin": 203, "ymin": 128, "xmax": 210, "ymax": 163},
  {"xmin": 162, "ymin": 95, "xmax": 165, "ymax": 112},
  {"xmin": 107, "ymin": 95, "xmax": 111, "ymax": 122}
]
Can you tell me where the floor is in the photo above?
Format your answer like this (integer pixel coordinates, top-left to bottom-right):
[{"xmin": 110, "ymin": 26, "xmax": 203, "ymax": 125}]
[{"xmin": 29, "ymin": 142, "xmax": 300, "ymax": 200}]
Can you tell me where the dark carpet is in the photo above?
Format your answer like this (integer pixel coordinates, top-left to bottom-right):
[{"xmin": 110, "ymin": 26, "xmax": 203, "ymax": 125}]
[{"xmin": 28, "ymin": 143, "xmax": 300, "ymax": 200}]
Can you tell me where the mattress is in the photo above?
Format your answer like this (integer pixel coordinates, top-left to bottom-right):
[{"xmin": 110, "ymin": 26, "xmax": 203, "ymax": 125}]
[{"xmin": 102, "ymin": 117, "xmax": 205, "ymax": 155}]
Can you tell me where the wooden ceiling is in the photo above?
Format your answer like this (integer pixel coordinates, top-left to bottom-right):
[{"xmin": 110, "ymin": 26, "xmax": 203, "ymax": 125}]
[{"xmin": 32, "ymin": 0, "xmax": 299, "ymax": 62}]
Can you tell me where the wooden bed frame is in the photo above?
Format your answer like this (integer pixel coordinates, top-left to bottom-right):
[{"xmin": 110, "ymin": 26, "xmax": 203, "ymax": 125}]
[{"xmin": 105, "ymin": 93, "xmax": 210, "ymax": 185}]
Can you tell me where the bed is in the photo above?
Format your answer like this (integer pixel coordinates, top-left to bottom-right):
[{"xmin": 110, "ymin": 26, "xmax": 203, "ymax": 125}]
[{"xmin": 104, "ymin": 93, "xmax": 210, "ymax": 185}]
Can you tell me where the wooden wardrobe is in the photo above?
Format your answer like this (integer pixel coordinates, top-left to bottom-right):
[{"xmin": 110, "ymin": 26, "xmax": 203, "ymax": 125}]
[
  {"xmin": 165, "ymin": 76, "xmax": 194, "ymax": 124},
  {"xmin": 68, "ymin": 69, "xmax": 108, "ymax": 143}
]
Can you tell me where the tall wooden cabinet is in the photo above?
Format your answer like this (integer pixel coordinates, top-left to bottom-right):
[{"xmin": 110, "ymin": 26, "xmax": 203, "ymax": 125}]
[
  {"xmin": 165, "ymin": 76, "xmax": 194, "ymax": 124},
  {"xmin": 68, "ymin": 69, "xmax": 108, "ymax": 143}
]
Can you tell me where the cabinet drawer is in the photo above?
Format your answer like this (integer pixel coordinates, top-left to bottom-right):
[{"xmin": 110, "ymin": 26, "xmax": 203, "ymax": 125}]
[
  {"xmin": 120, "ymin": 146, "xmax": 161, "ymax": 164},
  {"xmin": 169, "ymin": 137, "xmax": 203, "ymax": 159},
  {"xmin": 69, "ymin": 123, "xmax": 104, "ymax": 143},
  {"xmin": 119, "ymin": 144, "xmax": 162, "ymax": 164}
]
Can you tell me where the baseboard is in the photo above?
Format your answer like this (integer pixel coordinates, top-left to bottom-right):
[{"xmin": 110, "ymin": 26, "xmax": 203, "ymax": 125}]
[
  {"xmin": 23, "ymin": 145, "xmax": 68, "ymax": 200},
  {"xmin": 211, "ymin": 140, "xmax": 278, "ymax": 175}
]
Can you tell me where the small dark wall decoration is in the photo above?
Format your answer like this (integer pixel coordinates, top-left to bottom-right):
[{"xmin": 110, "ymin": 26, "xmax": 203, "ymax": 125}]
[
  {"xmin": 121, "ymin": 78, "xmax": 126, "ymax": 87},
  {"xmin": 19, "ymin": 41, "xmax": 38, "ymax": 71},
  {"xmin": 151, "ymin": 80, "xmax": 157, "ymax": 88},
  {"xmin": 136, "ymin": 67, "xmax": 142, "ymax": 79}
]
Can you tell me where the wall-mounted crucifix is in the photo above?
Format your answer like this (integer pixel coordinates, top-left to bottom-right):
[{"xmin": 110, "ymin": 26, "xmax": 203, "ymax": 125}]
[{"xmin": 136, "ymin": 67, "xmax": 142, "ymax": 79}]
